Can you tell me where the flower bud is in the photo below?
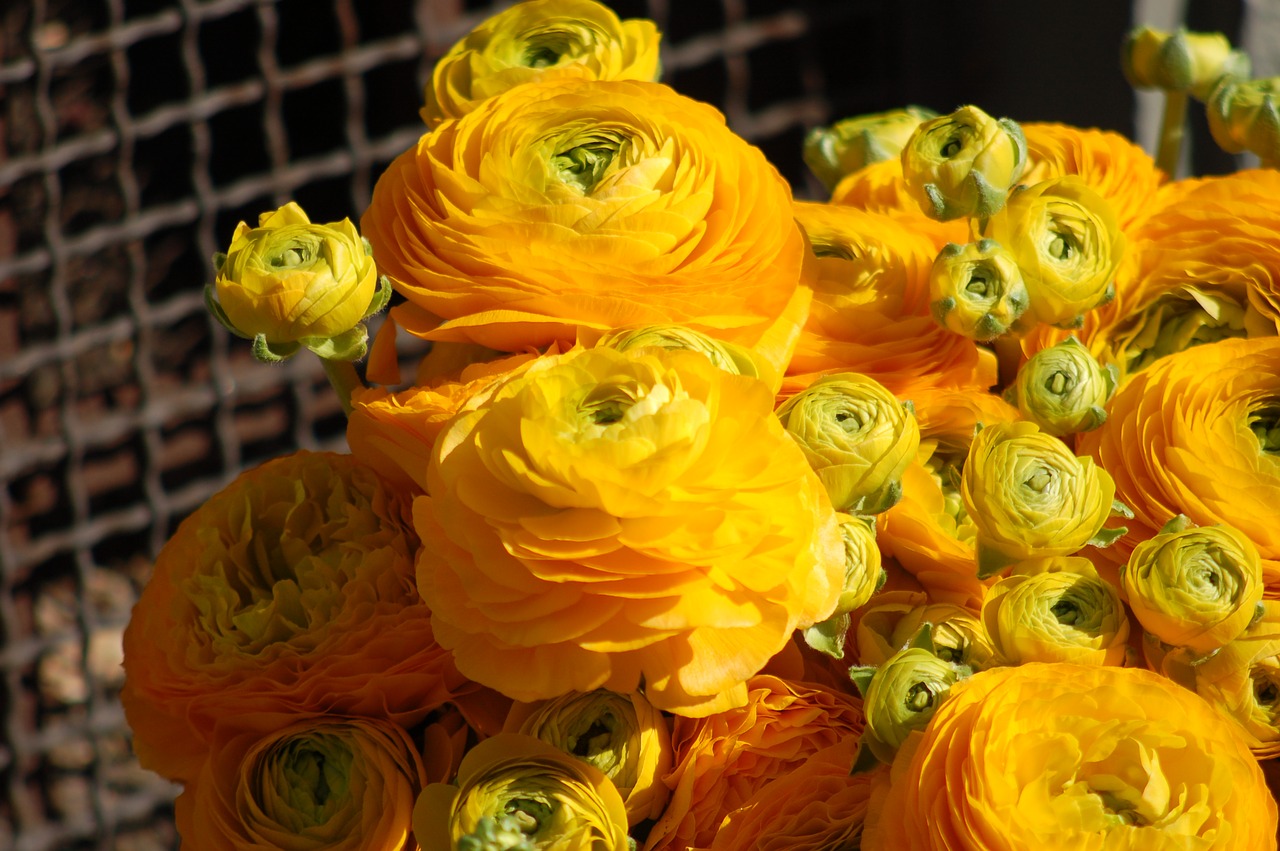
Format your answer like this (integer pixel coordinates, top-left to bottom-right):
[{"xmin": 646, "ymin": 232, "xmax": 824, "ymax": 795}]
[
  {"xmin": 961, "ymin": 420, "xmax": 1121, "ymax": 576},
  {"xmin": 209, "ymin": 202, "xmax": 387, "ymax": 362},
  {"xmin": 803, "ymin": 106, "xmax": 937, "ymax": 191},
  {"xmin": 980, "ymin": 177, "xmax": 1124, "ymax": 328},
  {"xmin": 855, "ymin": 591, "xmax": 996, "ymax": 671},
  {"xmin": 504, "ymin": 690, "xmax": 672, "ymax": 825},
  {"xmin": 928, "ymin": 239, "xmax": 1029, "ymax": 340},
  {"xmin": 832, "ymin": 513, "xmax": 884, "ymax": 616},
  {"xmin": 900, "ymin": 105, "xmax": 1027, "ymax": 221},
  {"xmin": 414, "ymin": 733, "xmax": 630, "ymax": 851},
  {"xmin": 1208, "ymin": 76, "xmax": 1280, "ymax": 161},
  {"xmin": 1123, "ymin": 26, "xmax": 1250, "ymax": 100},
  {"xmin": 981, "ymin": 556, "xmax": 1129, "ymax": 666},
  {"xmin": 776, "ymin": 373, "xmax": 921, "ymax": 514},
  {"xmin": 1007, "ymin": 336, "xmax": 1116, "ymax": 435},
  {"xmin": 851, "ymin": 640, "xmax": 965, "ymax": 766},
  {"xmin": 1123, "ymin": 516, "xmax": 1265, "ymax": 657}
]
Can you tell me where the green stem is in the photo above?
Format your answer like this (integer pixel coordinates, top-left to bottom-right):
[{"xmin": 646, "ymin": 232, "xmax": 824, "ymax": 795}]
[
  {"xmin": 1156, "ymin": 89, "xmax": 1189, "ymax": 177},
  {"xmin": 321, "ymin": 358, "xmax": 363, "ymax": 414}
]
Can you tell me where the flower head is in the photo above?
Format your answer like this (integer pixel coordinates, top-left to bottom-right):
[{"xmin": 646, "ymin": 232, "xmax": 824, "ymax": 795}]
[
  {"xmin": 929, "ymin": 239, "xmax": 1029, "ymax": 340},
  {"xmin": 900, "ymin": 105, "xmax": 1027, "ymax": 221},
  {"xmin": 1008, "ymin": 336, "xmax": 1116, "ymax": 435}
]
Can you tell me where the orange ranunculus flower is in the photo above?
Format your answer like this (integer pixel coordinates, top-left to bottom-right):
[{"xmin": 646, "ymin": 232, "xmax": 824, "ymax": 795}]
[
  {"xmin": 785, "ymin": 202, "xmax": 997, "ymax": 397},
  {"xmin": 363, "ymin": 78, "xmax": 806, "ymax": 354},
  {"xmin": 1020, "ymin": 123, "xmax": 1166, "ymax": 232},
  {"xmin": 877, "ymin": 387, "xmax": 1021, "ymax": 609},
  {"xmin": 503, "ymin": 689, "xmax": 673, "ymax": 826},
  {"xmin": 708, "ymin": 736, "xmax": 883, "ymax": 851},
  {"xmin": 416, "ymin": 346, "xmax": 844, "ymax": 717},
  {"xmin": 421, "ymin": 0, "xmax": 660, "ymax": 128},
  {"xmin": 347, "ymin": 350, "xmax": 546, "ymax": 492},
  {"xmin": 828, "ymin": 158, "xmax": 971, "ymax": 251},
  {"xmin": 1077, "ymin": 337, "xmax": 1280, "ymax": 592},
  {"xmin": 863, "ymin": 663, "xmax": 1279, "ymax": 850},
  {"xmin": 414, "ymin": 733, "xmax": 630, "ymax": 851},
  {"xmin": 643, "ymin": 675, "xmax": 864, "ymax": 851},
  {"xmin": 175, "ymin": 716, "xmax": 427, "ymax": 851},
  {"xmin": 121, "ymin": 452, "xmax": 495, "ymax": 783},
  {"xmin": 853, "ymin": 590, "xmax": 996, "ymax": 671}
]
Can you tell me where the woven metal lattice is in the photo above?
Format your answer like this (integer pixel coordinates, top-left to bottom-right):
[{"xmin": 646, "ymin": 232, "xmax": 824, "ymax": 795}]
[{"xmin": 0, "ymin": 1, "xmax": 912, "ymax": 848}]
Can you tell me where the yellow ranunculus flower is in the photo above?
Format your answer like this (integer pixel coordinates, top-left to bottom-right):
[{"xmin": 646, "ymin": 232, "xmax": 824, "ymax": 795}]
[
  {"xmin": 1077, "ymin": 338, "xmax": 1280, "ymax": 591},
  {"xmin": 981, "ymin": 556, "xmax": 1129, "ymax": 666},
  {"xmin": 1208, "ymin": 76, "xmax": 1280, "ymax": 161},
  {"xmin": 212, "ymin": 202, "xmax": 381, "ymax": 361},
  {"xmin": 855, "ymin": 590, "xmax": 995, "ymax": 672},
  {"xmin": 1185, "ymin": 600, "xmax": 1280, "ymax": 758},
  {"xmin": 900, "ymin": 105, "xmax": 1027, "ymax": 221},
  {"xmin": 980, "ymin": 177, "xmax": 1125, "ymax": 329},
  {"xmin": 1123, "ymin": 25, "xmax": 1250, "ymax": 100},
  {"xmin": 961, "ymin": 420, "xmax": 1118, "ymax": 576},
  {"xmin": 803, "ymin": 106, "xmax": 937, "ymax": 191},
  {"xmin": 776, "ymin": 373, "xmax": 921, "ymax": 514},
  {"xmin": 1020, "ymin": 122, "xmax": 1166, "ymax": 232},
  {"xmin": 863, "ymin": 663, "xmax": 1278, "ymax": 849},
  {"xmin": 855, "ymin": 645, "xmax": 964, "ymax": 765},
  {"xmin": 833, "ymin": 513, "xmax": 883, "ymax": 615},
  {"xmin": 421, "ymin": 0, "xmax": 661, "ymax": 127},
  {"xmin": 503, "ymin": 689, "xmax": 672, "ymax": 825},
  {"xmin": 414, "ymin": 733, "xmax": 630, "ymax": 851},
  {"xmin": 1123, "ymin": 518, "xmax": 1264, "ymax": 657},
  {"xmin": 1007, "ymin": 336, "xmax": 1116, "ymax": 436},
  {"xmin": 928, "ymin": 239, "xmax": 1029, "ymax": 340},
  {"xmin": 416, "ymin": 346, "xmax": 844, "ymax": 717},
  {"xmin": 365, "ymin": 79, "xmax": 806, "ymax": 354},
  {"xmin": 176, "ymin": 717, "xmax": 426, "ymax": 851}
]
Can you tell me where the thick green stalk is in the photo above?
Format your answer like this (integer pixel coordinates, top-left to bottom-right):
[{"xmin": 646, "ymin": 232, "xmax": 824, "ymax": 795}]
[
  {"xmin": 322, "ymin": 358, "xmax": 363, "ymax": 414},
  {"xmin": 1156, "ymin": 89, "xmax": 1189, "ymax": 177}
]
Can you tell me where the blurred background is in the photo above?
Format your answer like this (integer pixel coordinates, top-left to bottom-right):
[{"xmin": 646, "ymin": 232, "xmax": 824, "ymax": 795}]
[{"xmin": 0, "ymin": 0, "xmax": 1264, "ymax": 848}]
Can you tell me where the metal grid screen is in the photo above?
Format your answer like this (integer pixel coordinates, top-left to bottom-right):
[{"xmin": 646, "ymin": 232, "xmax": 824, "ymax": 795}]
[{"xmin": 0, "ymin": 1, "xmax": 899, "ymax": 847}]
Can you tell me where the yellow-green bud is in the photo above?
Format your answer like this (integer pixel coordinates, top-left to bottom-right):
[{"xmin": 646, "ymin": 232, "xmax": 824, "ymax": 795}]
[
  {"xmin": 1208, "ymin": 75, "xmax": 1280, "ymax": 162},
  {"xmin": 803, "ymin": 106, "xmax": 937, "ymax": 191},
  {"xmin": 1007, "ymin": 337, "xmax": 1116, "ymax": 436},
  {"xmin": 929, "ymin": 239, "xmax": 1029, "ymax": 341},
  {"xmin": 900, "ymin": 105, "xmax": 1027, "ymax": 221},
  {"xmin": 851, "ymin": 638, "xmax": 965, "ymax": 768},
  {"xmin": 1123, "ymin": 26, "xmax": 1250, "ymax": 100}
]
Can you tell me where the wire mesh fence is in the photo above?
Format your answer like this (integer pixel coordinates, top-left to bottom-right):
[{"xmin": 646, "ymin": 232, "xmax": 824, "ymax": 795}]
[{"xmin": 0, "ymin": 1, "xmax": 914, "ymax": 847}]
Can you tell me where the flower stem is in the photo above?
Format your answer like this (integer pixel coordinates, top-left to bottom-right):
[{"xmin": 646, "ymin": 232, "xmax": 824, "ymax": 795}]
[
  {"xmin": 1156, "ymin": 90, "xmax": 1189, "ymax": 177},
  {"xmin": 321, "ymin": 358, "xmax": 363, "ymax": 414}
]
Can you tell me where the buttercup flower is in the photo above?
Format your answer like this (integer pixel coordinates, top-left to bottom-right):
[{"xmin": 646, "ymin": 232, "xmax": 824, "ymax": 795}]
[
  {"xmin": 929, "ymin": 239, "xmax": 1029, "ymax": 340},
  {"xmin": 210, "ymin": 202, "xmax": 384, "ymax": 361},
  {"xmin": 364, "ymin": 79, "xmax": 806, "ymax": 353},
  {"xmin": 900, "ymin": 105, "xmax": 1027, "ymax": 221},
  {"xmin": 776, "ymin": 373, "xmax": 921, "ymax": 514},
  {"xmin": 1123, "ymin": 517, "xmax": 1264, "ymax": 657},
  {"xmin": 176, "ymin": 717, "xmax": 426, "ymax": 851},
  {"xmin": 803, "ymin": 106, "xmax": 937, "ymax": 190},
  {"xmin": 1208, "ymin": 76, "xmax": 1280, "ymax": 162},
  {"xmin": 981, "ymin": 556, "xmax": 1129, "ymax": 666},
  {"xmin": 1077, "ymin": 337, "xmax": 1280, "ymax": 588},
  {"xmin": 961, "ymin": 420, "xmax": 1118, "ymax": 576},
  {"xmin": 643, "ymin": 676, "xmax": 863, "ymax": 851},
  {"xmin": 853, "ymin": 642, "xmax": 965, "ymax": 765},
  {"xmin": 414, "ymin": 733, "xmax": 630, "ymax": 851},
  {"xmin": 1123, "ymin": 25, "xmax": 1250, "ymax": 100},
  {"xmin": 981, "ymin": 177, "xmax": 1125, "ymax": 328},
  {"xmin": 416, "ymin": 346, "xmax": 844, "ymax": 716},
  {"xmin": 421, "ymin": 0, "xmax": 661, "ymax": 127},
  {"xmin": 1186, "ymin": 601, "xmax": 1280, "ymax": 758},
  {"xmin": 854, "ymin": 590, "xmax": 995, "ymax": 671},
  {"xmin": 503, "ymin": 689, "xmax": 672, "ymax": 825},
  {"xmin": 863, "ymin": 663, "xmax": 1278, "ymax": 849},
  {"xmin": 708, "ymin": 737, "xmax": 881, "ymax": 851},
  {"xmin": 1007, "ymin": 336, "xmax": 1116, "ymax": 436},
  {"xmin": 122, "ymin": 452, "xmax": 483, "ymax": 783}
]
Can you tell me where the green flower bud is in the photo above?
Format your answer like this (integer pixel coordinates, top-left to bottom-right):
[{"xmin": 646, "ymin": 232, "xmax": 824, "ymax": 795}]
[
  {"xmin": 803, "ymin": 106, "xmax": 937, "ymax": 191},
  {"xmin": 1007, "ymin": 337, "xmax": 1116, "ymax": 436},
  {"xmin": 1208, "ymin": 75, "xmax": 1280, "ymax": 162},
  {"xmin": 1123, "ymin": 517, "xmax": 1265, "ymax": 657},
  {"xmin": 855, "ymin": 592, "xmax": 997, "ymax": 672},
  {"xmin": 981, "ymin": 556, "xmax": 1130, "ymax": 666},
  {"xmin": 928, "ymin": 239, "xmax": 1029, "ymax": 340},
  {"xmin": 832, "ymin": 513, "xmax": 883, "ymax": 616},
  {"xmin": 854, "ymin": 644, "xmax": 965, "ymax": 765},
  {"xmin": 900, "ymin": 105, "xmax": 1027, "ymax": 221},
  {"xmin": 776, "ymin": 374, "xmax": 921, "ymax": 514},
  {"xmin": 1123, "ymin": 26, "xmax": 1250, "ymax": 100}
]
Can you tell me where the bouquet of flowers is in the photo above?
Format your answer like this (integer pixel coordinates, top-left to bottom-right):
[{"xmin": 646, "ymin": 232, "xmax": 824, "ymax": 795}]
[{"xmin": 121, "ymin": 2, "xmax": 1280, "ymax": 848}]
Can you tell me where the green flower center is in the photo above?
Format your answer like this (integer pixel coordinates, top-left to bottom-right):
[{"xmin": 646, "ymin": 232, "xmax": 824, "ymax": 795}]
[
  {"xmin": 1024, "ymin": 465, "xmax": 1055, "ymax": 493},
  {"xmin": 905, "ymin": 680, "xmax": 940, "ymax": 713},
  {"xmin": 1250, "ymin": 405, "xmax": 1280, "ymax": 454},
  {"xmin": 1051, "ymin": 598, "xmax": 1081, "ymax": 625},
  {"xmin": 1045, "ymin": 370, "xmax": 1071, "ymax": 396},
  {"xmin": 264, "ymin": 735, "xmax": 354, "ymax": 832},
  {"xmin": 552, "ymin": 131, "xmax": 628, "ymax": 194},
  {"xmin": 265, "ymin": 234, "xmax": 321, "ymax": 270}
]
